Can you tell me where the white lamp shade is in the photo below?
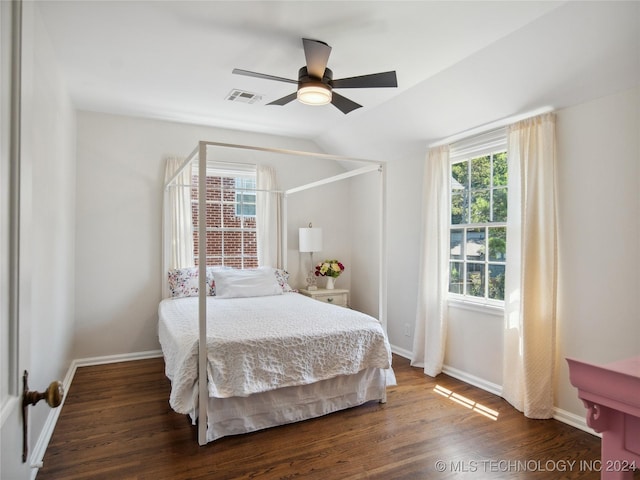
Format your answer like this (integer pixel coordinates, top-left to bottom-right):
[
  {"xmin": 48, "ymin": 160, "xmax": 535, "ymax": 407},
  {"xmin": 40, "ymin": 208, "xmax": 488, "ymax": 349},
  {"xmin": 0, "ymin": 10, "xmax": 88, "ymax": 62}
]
[{"xmin": 299, "ymin": 227, "xmax": 323, "ymax": 252}]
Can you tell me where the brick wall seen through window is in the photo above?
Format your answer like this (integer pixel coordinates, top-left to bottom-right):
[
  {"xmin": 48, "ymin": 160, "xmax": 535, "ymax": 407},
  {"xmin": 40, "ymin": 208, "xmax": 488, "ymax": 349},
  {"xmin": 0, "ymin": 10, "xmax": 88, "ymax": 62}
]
[{"xmin": 191, "ymin": 174, "xmax": 258, "ymax": 268}]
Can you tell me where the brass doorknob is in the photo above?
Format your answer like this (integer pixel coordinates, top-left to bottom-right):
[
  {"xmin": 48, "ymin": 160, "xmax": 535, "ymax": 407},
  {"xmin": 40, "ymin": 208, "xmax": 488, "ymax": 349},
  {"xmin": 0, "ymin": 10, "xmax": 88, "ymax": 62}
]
[
  {"xmin": 24, "ymin": 380, "xmax": 64, "ymax": 408},
  {"xmin": 22, "ymin": 371, "xmax": 64, "ymax": 462}
]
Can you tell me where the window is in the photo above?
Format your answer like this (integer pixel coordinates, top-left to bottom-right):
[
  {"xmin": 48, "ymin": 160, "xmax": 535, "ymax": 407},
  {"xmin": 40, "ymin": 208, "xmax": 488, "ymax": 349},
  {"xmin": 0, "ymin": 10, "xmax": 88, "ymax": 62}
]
[
  {"xmin": 448, "ymin": 131, "xmax": 507, "ymax": 303},
  {"xmin": 235, "ymin": 177, "xmax": 256, "ymax": 217},
  {"xmin": 191, "ymin": 169, "xmax": 258, "ymax": 269}
]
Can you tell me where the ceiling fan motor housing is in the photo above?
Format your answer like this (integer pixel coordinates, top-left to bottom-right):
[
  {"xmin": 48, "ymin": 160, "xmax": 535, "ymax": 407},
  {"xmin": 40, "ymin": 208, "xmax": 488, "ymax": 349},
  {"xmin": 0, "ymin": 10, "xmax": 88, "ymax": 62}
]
[{"xmin": 298, "ymin": 66, "xmax": 333, "ymax": 90}]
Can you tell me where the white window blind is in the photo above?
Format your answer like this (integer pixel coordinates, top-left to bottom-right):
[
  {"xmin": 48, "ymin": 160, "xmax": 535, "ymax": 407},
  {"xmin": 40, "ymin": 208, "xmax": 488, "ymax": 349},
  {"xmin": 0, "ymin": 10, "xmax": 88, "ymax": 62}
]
[{"xmin": 449, "ymin": 128, "xmax": 507, "ymax": 162}]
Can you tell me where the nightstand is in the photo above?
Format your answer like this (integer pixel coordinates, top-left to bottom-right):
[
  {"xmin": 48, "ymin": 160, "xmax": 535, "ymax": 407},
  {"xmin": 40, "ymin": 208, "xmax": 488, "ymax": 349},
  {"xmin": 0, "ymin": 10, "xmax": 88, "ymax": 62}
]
[{"xmin": 299, "ymin": 288, "xmax": 349, "ymax": 308}]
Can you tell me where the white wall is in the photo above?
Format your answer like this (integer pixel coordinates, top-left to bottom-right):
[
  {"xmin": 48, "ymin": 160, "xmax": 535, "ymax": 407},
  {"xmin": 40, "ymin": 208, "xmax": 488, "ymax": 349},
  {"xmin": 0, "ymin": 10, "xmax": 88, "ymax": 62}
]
[
  {"xmin": 29, "ymin": 0, "xmax": 77, "ymax": 382},
  {"xmin": 347, "ymin": 170, "xmax": 381, "ymax": 319},
  {"xmin": 555, "ymin": 85, "xmax": 640, "ymax": 418},
  {"xmin": 444, "ymin": 304, "xmax": 503, "ymax": 388},
  {"xmin": 383, "ymin": 155, "xmax": 423, "ymax": 353},
  {"xmin": 73, "ymin": 112, "xmax": 352, "ymax": 358},
  {"xmin": 29, "ymin": 13, "xmax": 77, "ymax": 455}
]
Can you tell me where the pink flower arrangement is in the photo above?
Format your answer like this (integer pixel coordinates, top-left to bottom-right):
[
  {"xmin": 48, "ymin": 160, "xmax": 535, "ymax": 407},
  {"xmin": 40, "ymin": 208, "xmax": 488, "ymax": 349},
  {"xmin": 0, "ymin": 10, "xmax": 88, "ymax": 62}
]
[{"xmin": 315, "ymin": 259, "xmax": 345, "ymax": 278}]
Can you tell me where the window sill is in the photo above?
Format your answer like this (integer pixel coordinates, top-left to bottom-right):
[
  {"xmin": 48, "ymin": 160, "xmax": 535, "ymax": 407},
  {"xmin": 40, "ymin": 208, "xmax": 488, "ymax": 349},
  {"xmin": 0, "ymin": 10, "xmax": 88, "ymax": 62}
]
[{"xmin": 447, "ymin": 297, "xmax": 504, "ymax": 317}]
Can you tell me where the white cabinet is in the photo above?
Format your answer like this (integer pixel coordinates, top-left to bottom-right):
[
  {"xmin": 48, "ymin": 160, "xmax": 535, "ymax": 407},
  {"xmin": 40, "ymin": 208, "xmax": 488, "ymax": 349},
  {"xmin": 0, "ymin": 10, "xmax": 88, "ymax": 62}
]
[{"xmin": 299, "ymin": 288, "xmax": 349, "ymax": 307}]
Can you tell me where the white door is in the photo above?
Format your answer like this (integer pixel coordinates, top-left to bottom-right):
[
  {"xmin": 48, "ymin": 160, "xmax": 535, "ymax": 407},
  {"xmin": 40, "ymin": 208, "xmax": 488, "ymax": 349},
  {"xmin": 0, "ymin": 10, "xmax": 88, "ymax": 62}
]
[{"xmin": 1, "ymin": 1, "xmax": 31, "ymax": 478}]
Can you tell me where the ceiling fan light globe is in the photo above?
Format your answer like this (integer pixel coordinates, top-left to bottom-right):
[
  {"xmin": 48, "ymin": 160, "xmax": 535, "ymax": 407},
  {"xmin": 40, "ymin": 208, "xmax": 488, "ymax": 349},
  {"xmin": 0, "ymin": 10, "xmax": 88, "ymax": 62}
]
[{"xmin": 297, "ymin": 84, "xmax": 332, "ymax": 106}]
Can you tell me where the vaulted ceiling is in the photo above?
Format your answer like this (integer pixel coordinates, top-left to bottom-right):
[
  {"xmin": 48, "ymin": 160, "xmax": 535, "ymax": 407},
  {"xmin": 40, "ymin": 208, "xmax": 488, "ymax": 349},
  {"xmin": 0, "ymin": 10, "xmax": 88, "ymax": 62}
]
[{"xmin": 38, "ymin": 1, "xmax": 639, "ymax": 159}]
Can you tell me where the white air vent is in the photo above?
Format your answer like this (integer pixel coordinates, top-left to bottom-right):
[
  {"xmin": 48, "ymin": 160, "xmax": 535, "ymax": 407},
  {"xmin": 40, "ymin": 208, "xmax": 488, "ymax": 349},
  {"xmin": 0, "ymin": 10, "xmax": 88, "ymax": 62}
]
[{"xmin": 226, "ymin": 89, "xmax": 263, "ymax": 104}]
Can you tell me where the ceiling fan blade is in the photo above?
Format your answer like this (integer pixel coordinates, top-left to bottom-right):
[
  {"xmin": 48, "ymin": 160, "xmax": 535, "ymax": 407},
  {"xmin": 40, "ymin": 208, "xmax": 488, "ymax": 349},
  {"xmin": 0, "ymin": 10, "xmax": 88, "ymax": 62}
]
[
  {"xmin": 331, "ymin": 91, "xmax": 362, "ymax": 114},
  {"xmin": 302, "ymin": 38, "xmax": 332, "ymax": 79},
  {"xmin": 267, "ymin": 92, "xmax": 298, "ymax": 106},
  {"xmin": 232, "ymin": 68, "xmax": 297, "ymax": 85},
  {"xmin": 332, "ymin": 71, "xmax": 398, "ymax": 89}
]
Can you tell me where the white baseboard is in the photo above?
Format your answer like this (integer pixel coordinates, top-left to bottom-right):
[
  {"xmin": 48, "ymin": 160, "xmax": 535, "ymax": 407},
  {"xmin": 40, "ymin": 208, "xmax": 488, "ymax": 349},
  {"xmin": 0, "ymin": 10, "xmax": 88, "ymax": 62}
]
[
  {"xmin": 441, "ymin": 364, "xmax": 503, "ymax": 397},
  {"xmin": 439, "ymin": 366, "xmax": 600, "ymax": 438},
  {"xmin": 392, "ymin": 351, "xmax": 596, "ymax": 438},
  {"xmin": 553, "ymin": 407, "xmax": 600, "ymax": 438},
  {"xmin": 390, "ymin": 344, "xmax": 412, "ymax": 360},
  {"xmin": 29, "ymin": 350, "xmax": 163, "ymax": 477},
  {"xmin": 377, "ymin": 345, "xmax": 603, "ymax": 442},
  {"xmin": 391, "ymin": 346, "xmax": 502, "ymax": 397},
  {"xmin": 72, "ymin": 349, "xmax": 163, "ymax": 368}
]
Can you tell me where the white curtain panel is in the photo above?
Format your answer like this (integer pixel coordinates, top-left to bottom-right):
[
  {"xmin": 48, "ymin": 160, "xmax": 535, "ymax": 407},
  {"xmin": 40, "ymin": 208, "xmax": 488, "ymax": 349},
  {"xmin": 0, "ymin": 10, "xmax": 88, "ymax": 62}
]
[
  {"xmin": 411, "ymin": 146, "xmax": 450, "ymax": 377},
  {"xmin": 165, "ymin": 157, "xmax": 195, "ymax": 269},
  {"xmin": 256, "ymin": 165, "xmax": 281, "ymax": 268},
  {"xmin": 502, "ymin": 113, "xmax": 558, "ymax": 418}
]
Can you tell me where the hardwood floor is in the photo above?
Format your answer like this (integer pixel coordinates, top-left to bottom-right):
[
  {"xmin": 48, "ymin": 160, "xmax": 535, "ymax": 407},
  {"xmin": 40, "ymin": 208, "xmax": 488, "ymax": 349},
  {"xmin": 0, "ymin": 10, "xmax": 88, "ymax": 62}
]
[{"xmin": 37, "ymin": 355, "xmax": 629, "ymax": 480}]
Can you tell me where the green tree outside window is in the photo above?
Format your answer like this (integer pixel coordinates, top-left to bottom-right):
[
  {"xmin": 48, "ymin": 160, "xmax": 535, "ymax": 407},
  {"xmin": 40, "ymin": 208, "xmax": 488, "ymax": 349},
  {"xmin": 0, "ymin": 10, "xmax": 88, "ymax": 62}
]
[{"xmin": 449, "ymin": 151, "xmax": 507, "ymax": 301}]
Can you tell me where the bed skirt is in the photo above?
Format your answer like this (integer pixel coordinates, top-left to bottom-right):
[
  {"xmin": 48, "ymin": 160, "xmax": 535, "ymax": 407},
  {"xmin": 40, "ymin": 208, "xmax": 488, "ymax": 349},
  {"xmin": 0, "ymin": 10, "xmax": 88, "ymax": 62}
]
[{"xmin": 192, "ymin": 367, "xmax": 393, "ymax": 443}]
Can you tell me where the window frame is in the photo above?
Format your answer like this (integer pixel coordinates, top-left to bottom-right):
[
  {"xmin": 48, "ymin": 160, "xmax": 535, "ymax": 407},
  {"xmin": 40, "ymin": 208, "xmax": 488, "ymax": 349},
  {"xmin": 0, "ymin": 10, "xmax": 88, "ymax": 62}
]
[
  {"xmin": 447, "ymin": 129, "xmax": 508, "ymax": 308},
  {"xmin": 191, "ymin": 166, "xmax": 258, "ymax": 269}
]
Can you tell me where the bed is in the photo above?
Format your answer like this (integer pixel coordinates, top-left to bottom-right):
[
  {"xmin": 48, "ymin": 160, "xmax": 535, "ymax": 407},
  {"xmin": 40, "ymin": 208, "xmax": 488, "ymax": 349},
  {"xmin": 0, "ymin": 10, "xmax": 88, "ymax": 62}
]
[
  {"xmin": 162, "ymin": 141, "xmax": 390, "ymax": 444},
  {"xmin": 158, "ymin": 270, "xmax": 394, "ymax": 443}
]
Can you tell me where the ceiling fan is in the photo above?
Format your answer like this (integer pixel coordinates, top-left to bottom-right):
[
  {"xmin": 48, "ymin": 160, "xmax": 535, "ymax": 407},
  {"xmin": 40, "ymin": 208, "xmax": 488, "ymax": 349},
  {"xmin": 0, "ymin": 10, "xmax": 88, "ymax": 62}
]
[{"xmin": 232, "ymin": 38, "xmax": 398, "ymax": 114}]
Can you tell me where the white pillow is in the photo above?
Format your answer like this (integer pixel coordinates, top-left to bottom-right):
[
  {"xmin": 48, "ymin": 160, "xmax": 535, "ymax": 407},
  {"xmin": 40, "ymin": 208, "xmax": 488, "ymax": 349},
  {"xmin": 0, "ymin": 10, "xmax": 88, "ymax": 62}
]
[{"xmin": 213, "ymin": 267, "xmax": 283, "ymax": 299}]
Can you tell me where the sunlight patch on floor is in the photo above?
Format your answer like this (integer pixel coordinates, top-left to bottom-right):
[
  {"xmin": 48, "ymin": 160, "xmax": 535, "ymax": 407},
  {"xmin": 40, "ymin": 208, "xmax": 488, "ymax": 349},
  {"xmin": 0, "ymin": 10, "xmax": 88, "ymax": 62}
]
[{"xmin": 434, "ymin": 385, "xmax": 499, "ymax": 420}]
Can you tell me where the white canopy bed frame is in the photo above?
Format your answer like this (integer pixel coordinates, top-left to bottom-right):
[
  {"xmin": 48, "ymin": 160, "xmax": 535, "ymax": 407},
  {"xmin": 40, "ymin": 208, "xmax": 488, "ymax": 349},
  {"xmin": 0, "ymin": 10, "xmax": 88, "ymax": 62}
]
[{"xmin": 163, "ymin": 140, "xmax": 388, "ymax": 445}]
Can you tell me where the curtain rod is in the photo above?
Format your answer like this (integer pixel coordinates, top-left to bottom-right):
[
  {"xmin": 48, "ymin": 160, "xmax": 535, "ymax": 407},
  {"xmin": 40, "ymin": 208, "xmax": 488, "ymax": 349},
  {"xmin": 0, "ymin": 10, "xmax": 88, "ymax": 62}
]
[{"xmin": 428, "ymin": 105, "xmax": 554, "ymax": 149}]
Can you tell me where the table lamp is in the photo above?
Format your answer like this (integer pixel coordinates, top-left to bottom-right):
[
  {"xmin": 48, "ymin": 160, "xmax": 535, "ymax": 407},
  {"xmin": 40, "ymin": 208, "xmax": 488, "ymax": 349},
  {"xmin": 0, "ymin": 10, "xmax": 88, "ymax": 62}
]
[{"xmin": 299, "ymin": 223, "xmax": 323, "ymax": 290}]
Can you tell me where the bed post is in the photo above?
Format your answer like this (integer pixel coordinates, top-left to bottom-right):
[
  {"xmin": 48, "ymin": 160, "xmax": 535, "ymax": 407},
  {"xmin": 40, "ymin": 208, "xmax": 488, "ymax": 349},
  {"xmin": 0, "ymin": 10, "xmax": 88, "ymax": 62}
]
[
  {"xmin": 281, "ymin": 193, "xmax": 288, "ymax": 271},
  {"xmin": 162, "ymin": 186, "xmax": 168, "ymax": 299},
  {"xmin": 197, "ymin": 141, "xmax": 208, "ymax": 446},
  {"xmin": 379, "ymin": 163, "xmax": 388, "ymax": 405},
  {"xmin": 378, "ymin": 163, "xmax": 387, "ymax": 332}
]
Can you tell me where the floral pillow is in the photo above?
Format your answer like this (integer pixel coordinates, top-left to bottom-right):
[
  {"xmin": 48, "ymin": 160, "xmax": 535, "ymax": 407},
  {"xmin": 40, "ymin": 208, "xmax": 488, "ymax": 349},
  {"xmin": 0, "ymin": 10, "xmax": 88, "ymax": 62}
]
[
  {"xmin": 274, "ymin": 268, "xmax": 297, "ymax": 293},
  {"xmin": 168, "ymin": 268, "xmax": 200, "ymax": 298},
  {"xmin": 206, "ymin": 267, "xmax": 217, "ymax": 296},
  {"xmin": 167, "ymin": 267, "xmax": 221, "ymax": 298}
]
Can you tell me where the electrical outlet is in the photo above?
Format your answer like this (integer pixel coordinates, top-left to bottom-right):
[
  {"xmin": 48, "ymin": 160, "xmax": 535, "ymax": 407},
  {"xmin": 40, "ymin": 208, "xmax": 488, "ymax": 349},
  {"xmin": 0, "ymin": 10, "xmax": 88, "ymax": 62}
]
[{"xmin": 404, "ymin": 323, "xmax": 411, "ymax": 337}]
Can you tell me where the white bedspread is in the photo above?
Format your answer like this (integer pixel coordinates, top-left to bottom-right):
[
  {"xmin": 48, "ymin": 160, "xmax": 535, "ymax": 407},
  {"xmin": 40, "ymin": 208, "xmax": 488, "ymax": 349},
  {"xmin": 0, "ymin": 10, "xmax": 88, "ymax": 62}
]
[{"xmin": 158, "ymin": 293, "xmax": 392, "ymax": 414}]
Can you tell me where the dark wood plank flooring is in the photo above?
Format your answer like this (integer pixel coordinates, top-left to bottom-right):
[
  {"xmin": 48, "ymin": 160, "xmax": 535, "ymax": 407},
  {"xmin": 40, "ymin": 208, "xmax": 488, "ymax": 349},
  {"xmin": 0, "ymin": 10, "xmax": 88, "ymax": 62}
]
[{"xmin": 37, "ymin": 355, "xmax": 631, "ymax": 480}]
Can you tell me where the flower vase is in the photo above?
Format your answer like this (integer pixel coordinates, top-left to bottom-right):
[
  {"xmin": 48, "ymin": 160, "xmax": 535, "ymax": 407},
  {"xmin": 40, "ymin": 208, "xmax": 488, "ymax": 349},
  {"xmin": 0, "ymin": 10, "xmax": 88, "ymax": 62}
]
[{"xmin": 325, "ymin": 277, "xmax": 336, "ymax": 290}]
